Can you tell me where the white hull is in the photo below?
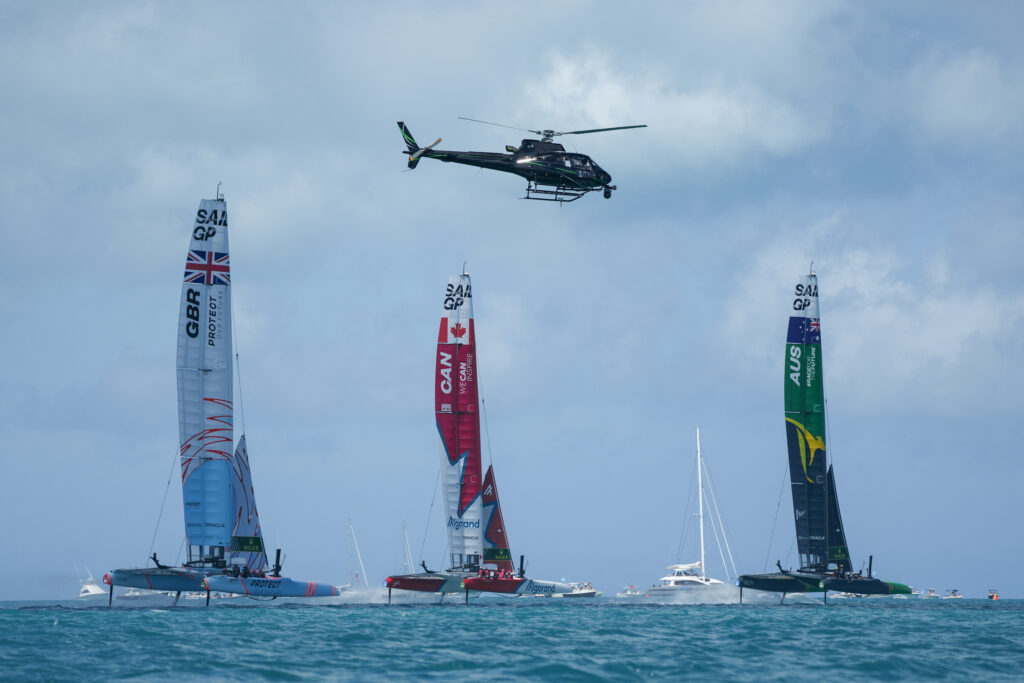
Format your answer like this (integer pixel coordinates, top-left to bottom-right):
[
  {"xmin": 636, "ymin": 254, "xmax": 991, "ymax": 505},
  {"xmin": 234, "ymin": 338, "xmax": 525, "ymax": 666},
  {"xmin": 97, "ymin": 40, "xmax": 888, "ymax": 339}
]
[{"xmin": 646, "ymin": 582, "xmax": 740, "ymax": 604}]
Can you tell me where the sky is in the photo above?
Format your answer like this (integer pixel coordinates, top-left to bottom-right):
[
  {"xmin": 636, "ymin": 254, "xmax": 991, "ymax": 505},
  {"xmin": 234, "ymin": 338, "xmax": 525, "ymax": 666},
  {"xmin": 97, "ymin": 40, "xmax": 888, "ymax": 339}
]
[{"xmin": 1, "ymin": 1, "xmax": 1022, "ymax": 600}]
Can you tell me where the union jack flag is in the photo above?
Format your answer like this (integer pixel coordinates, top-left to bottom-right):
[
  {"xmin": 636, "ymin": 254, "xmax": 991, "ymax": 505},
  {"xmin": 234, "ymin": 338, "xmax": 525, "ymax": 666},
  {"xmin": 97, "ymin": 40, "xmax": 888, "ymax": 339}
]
[
  {"xmin": 184, "ymin": 250, "xmax": 230, "ymax": 286},
  {"xmin": 809, "ymin": 318, "xmax": 820, "ymax": 332}
]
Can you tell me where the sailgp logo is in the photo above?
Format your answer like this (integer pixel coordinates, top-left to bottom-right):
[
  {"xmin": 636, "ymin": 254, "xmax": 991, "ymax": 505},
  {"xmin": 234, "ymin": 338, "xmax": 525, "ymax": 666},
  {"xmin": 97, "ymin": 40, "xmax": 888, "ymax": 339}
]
[
  {"xmin": 444, "ymin": 282, "xmax": 471, "ymax": 310},
  {"xmin": 447, "ymin": 517, "xmax": 480, "ymax": 530}
]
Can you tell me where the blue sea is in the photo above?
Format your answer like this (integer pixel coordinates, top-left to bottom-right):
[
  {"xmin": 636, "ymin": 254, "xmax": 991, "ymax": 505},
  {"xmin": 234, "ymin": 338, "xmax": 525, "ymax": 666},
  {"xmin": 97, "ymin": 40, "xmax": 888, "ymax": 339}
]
[{"xmin": 2, "ymin": 596, "xmax": 1022, "ymax": 680}]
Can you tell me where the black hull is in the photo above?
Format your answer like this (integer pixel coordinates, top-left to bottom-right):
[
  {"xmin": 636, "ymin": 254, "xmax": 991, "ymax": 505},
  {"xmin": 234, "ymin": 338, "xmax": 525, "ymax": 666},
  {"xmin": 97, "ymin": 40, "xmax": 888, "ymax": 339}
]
[
  {"xmin": 824, "ymin": 577, "xmax": 911, "ymax": 595},
  {"xmin": 738, "ymin": 572, "xmax": 825, "ymax": 593}
]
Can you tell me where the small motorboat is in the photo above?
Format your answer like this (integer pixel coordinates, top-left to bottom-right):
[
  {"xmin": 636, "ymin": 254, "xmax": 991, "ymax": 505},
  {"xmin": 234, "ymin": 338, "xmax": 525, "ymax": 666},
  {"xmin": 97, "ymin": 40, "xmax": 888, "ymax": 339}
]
[
  {"xmin": 616, "ymin": 584, "xmax": 642, "ymax": 598},
  {"xmin": 556, "ymin": 582, "xmax": 599, "ymax": 598}
]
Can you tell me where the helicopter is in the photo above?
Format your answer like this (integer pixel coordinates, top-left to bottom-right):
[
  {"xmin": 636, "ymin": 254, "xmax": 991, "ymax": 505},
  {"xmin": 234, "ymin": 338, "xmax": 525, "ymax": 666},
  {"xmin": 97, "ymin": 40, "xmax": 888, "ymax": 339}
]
[{"xmin": 398, "ymin": 117, "xmax": 647, "ymax": 202}]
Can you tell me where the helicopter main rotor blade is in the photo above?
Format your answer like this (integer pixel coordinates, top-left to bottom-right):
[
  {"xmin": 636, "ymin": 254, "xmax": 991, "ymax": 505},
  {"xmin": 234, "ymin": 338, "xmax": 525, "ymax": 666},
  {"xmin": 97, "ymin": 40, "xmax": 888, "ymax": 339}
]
[
  {"xmin": 458, "ymin": 116, "xmax": 533, "ymax": 133},
  {"xmin": 554, "ymin": 125, "xmax": 648, "ymax": 136}
]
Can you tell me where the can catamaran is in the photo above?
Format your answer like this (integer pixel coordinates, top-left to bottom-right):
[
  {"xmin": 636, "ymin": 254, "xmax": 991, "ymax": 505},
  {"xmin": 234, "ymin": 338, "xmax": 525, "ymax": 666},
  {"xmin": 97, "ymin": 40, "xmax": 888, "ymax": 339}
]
[
  {"xmin": 106, "ymin": 195, "xmax": 336, "ymax": 604},
  {"xmin": 385, "ymin": 270, "xmax": 570, "ymax": 601},
  {"xmin": 737, "ymin": 269, "xmax": 910, "ymax": 602},
  {"xmin": 385, "ymin": 271, "xmax": 487, "ymax": 599}
]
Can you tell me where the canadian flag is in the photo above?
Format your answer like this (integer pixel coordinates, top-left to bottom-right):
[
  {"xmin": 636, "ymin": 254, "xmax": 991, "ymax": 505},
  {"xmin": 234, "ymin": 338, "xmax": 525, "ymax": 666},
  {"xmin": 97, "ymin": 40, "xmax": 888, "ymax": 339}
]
[{"xmin": 439, "ymin": 316, "xmax": 473, "ymax": 344}]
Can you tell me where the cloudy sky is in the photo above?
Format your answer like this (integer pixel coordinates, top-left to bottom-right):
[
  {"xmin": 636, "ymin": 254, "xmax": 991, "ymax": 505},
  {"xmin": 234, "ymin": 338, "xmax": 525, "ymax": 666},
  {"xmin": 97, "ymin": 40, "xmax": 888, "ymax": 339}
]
[{"xmin": 2, "ymin": 1, "xmax": 1022, "ymax": 600}]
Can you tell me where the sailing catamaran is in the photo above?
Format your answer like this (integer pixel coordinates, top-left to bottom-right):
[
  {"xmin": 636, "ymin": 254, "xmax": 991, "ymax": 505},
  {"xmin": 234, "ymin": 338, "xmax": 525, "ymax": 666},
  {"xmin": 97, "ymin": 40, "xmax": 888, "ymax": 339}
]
[
  {"xmin": 106, "ymin": 195, "xmax": 336, "ymax": 604},
  {"xmin": 385, "ymin": 270, "xmax": 569, "ymax": 601},
  {"xmin": 385, "ymin": 271, "xmax": 487, "ymax": 599},
  {"xmin": 738, "ymin": 269, "xmax": 910, "ymax": 602},
  {"xmin": 647, "ymin": 428, "xmax": 737, "ymax": 597}
]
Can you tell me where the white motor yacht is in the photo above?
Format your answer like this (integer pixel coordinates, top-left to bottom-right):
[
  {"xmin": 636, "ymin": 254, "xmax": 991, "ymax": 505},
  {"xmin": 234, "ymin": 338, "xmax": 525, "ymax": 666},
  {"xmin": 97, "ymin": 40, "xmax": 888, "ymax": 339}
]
[
  {"xmin": 76, "ymin": 567, "xmax": 108, "ymax": 600},
  {"xmin": 648, "ymin": 562, "xmax": 723, "ymax": 593}
]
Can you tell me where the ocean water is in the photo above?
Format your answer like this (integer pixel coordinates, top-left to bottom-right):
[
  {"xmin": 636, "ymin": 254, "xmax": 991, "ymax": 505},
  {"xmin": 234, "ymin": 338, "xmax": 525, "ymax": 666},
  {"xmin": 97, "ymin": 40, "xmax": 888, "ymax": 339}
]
[{"xmin": 2, "ymin": 595, "xmax": 1021, "ymax": 680}]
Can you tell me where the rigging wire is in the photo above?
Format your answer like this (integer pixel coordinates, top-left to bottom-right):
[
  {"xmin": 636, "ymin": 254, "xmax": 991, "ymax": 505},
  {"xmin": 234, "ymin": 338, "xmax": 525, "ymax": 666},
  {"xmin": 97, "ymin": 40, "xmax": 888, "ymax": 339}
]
[
  {"xmin": 701, "ymin": 456, "xmax": 739, "ymax": 579},
  {"xmin": 706, "ymin": 504, "xmax": 730, "ymax": 581},
  {"xmin": 762, "ymin": 463, "xmax": 789, "ymax": 573},
  {"xmin": 174, "ymin": 535, "xmax": 186, "ymax": 566},
  {"xmin": 231, "ymin": 303, "xmax": 247, "ymax": 437},
  {"xmin": 419, "ymin": 467, "xmax": 441, "ymax": 563},
  {"xmin": 673, "ymin": 455, "xmax": 697, "ymax": 563},
  {"xmin": 146, "ymin": 448, "xmax": 180, "ymax": 565},
  {"xmin": 479, "ymin": 385, "xmax": 495, "ymax": 467}
]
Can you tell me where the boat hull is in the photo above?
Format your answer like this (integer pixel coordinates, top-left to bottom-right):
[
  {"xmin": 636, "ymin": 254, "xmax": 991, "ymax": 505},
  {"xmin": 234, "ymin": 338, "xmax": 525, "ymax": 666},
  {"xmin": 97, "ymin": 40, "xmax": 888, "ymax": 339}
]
[
  {"xmin": 201, "ymin": 575, "xmax": 338, "ymax": 597},
  {"xmin": 462, "ymin": 576, "xmax": 572, "ymax": 596},
  {"xmin": 648, "ymin": 579, "xmax": 725, "ymax": 594},
  {"xmin": 386, "ymin": 572, "xmax": 470, "ymax": 594},
  {"xmin": 106, "ymin": 568, "xmax": 212, "ymax": 593},
  {"xmin": 738, "ymin": 572, "xmax": 825, "ymax": 593},
  {"xmin": 823, "ymin": 577, "xmax": 911, "ymax": 595}
]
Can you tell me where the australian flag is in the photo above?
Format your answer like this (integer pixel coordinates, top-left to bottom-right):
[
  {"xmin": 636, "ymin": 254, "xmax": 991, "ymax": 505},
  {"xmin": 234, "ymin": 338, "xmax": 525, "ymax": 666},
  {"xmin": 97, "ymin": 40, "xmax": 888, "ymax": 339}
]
[
  {"xmin": 184, "ymin": 250, "xmax": 230, "ymax": 286},
  {"xmin": 787, "ymin": 316, "xmax": 821, "ymax": 344}
]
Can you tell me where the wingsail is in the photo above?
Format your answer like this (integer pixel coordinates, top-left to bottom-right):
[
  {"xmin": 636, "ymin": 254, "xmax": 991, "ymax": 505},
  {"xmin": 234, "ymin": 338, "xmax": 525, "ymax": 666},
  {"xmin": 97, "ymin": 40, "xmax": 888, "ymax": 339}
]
[
  {"xmin": 177, "ymin": 198, "xmax": 235, "ymax": 563},
  {"xmin": 228, "ymin": 435, "xmax": 266, "ymax": 571},
  {"xmin": 481, "ymin": 465, "xmax": 515, "ymax": 573},
  {"xmin": 784, "ymin": 272, "xmax": 831, "ymax": 572},
  {"xmin": 435, "ymin": 272, "xmax": 483, "ymax": 571}
]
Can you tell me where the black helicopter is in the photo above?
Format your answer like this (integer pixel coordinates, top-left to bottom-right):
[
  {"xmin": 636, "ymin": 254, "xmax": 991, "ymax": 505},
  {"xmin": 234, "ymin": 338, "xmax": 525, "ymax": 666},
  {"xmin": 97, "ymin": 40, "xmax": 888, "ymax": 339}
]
[{"xmin": 398, "ymin": 118, "xmax": 646, "ymax": 202}]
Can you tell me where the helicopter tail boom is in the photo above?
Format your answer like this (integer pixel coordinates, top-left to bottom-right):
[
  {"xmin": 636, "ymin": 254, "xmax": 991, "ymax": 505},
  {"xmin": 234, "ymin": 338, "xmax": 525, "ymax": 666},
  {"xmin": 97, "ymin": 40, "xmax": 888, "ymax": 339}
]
[{"xmin": 397, "ymin": 121, "xmax": 441, "ymax": 169}]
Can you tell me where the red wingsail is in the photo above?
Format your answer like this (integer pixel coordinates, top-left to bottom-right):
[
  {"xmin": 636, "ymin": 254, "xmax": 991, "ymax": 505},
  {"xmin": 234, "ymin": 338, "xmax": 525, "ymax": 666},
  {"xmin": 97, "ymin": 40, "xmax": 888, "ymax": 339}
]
[{"xmin": 481, "ymin": 465, "xmax": 515, "ymax": 572}]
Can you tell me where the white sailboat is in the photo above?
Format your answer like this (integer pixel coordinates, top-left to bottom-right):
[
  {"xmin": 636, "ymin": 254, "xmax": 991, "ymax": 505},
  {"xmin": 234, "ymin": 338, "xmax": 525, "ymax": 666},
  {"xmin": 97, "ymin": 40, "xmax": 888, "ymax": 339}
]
[
  {"xmin": 648, "ymin": 428, "xmax": 738, "ymax": 599},
  {"xmin": 337, "ymin": 520, "xmax": 370, "ymax": 592}
]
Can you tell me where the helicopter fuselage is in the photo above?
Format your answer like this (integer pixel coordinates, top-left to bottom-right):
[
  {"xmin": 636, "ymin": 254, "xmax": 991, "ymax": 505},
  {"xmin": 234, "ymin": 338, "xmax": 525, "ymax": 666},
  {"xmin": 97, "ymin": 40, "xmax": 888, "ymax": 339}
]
[{"xmin": 420, "ymin": 139, "xmax": 613, "ymax": 191}]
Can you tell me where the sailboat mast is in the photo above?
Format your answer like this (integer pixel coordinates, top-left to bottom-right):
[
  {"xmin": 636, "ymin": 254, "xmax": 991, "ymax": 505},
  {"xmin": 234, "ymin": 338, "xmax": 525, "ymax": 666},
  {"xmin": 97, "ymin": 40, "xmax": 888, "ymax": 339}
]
[{"xmin": 697, "ymin": 427, "xmax": 706, "ymax": 580}]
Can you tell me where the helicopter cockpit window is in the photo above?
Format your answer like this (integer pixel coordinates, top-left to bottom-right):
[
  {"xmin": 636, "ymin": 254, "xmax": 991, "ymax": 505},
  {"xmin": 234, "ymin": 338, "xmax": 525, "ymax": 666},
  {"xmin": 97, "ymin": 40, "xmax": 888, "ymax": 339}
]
[
  {"xmin": 570, "ymin": 156, "xmax": 591, "ymax": 169},
  {"xmin": 563, "ymin": 158, "xmax": 572, "ymax": 167}
]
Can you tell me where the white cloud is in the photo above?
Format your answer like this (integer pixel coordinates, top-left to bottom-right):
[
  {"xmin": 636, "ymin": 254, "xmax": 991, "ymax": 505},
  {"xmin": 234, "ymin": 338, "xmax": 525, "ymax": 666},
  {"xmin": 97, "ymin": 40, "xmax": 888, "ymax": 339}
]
[
  {"xmin": 723, "ymin": 218, "xmax": 1024, "ymax": 416},
  {"xmin": 521, "ymin": 52, "xmax": 823, "ymax": 174},
  {"xmin": 907, "ymin": 49, "xmax": 1024, "ymax": 145}
]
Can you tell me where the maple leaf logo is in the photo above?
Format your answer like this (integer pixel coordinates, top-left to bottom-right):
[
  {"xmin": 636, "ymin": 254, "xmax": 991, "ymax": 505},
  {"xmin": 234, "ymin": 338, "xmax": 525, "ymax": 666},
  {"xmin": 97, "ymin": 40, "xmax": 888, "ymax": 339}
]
[{"xmin": 450, "ymin": 322, "xmax": 467, "ymax": 339}]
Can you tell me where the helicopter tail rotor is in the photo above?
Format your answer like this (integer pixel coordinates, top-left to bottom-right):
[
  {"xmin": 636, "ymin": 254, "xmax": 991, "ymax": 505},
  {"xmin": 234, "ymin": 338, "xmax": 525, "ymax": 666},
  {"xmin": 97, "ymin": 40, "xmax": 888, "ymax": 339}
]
[{"xmin": 397, "ymin": 121, "xmax": 441, "ymax": 169}]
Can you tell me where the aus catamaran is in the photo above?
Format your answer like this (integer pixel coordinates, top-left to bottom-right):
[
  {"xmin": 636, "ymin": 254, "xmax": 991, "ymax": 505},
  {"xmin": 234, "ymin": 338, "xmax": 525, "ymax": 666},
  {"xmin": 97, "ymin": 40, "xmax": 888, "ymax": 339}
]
[
  {"xmin": 737, "ymin": 269, "xmax": 910, "ymax": 602},
  {"xmin": 105, "ymin": 194, "xmax": 337, "ymax": 604}
]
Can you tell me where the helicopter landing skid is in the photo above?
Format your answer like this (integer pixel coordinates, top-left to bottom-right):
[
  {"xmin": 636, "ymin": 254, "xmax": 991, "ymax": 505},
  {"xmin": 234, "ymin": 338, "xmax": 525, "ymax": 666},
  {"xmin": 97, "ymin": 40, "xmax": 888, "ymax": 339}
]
[{"xmin": 523, "ymin": 183, "xmax": 590, "ymax": 203}]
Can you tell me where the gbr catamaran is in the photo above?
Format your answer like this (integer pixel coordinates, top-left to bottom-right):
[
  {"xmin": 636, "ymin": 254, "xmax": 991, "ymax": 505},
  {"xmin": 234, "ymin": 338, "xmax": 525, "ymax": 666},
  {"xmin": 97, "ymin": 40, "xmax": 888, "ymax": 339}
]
[
  {"xmin": 385, "ymin": 271, "xmax": 569, "ymax": 602},
  {"xmin": 737, "ymin": 269, "xmax": 910, "ymax": 602},
  {"xmin": 106, "ymin": 195, "xmax": 337, "ymax": 604}
]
